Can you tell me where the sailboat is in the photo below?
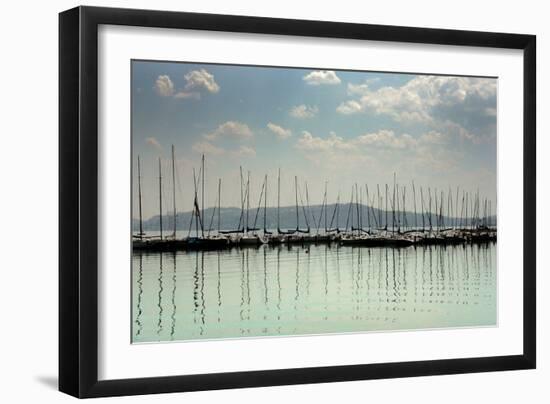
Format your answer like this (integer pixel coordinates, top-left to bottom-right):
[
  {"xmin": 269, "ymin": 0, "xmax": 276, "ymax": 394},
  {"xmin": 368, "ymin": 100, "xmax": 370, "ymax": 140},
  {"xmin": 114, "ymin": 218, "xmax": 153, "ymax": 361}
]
[
  {"xmin": 132, "ymin": 155, "xmax": 149, "ymax": 250},
  {"xmin": 186, "ymin": 155, "xmax": 229, "ymax": 250}
]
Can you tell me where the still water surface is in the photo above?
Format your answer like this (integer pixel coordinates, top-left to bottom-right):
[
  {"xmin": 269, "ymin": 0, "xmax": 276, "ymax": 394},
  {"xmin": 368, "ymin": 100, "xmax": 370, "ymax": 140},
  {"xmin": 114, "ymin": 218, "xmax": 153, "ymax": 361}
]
[{"xmin": 132, "ymin": 243, "xmax": 496, "ymax": 343}]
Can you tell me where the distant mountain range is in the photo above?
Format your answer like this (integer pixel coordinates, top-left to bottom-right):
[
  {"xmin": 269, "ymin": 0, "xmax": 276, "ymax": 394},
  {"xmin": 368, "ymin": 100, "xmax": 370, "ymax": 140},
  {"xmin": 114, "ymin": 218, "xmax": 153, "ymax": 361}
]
[{"xmin": 132, "ymin": 204, "xmax": 496, "ymax": 232}]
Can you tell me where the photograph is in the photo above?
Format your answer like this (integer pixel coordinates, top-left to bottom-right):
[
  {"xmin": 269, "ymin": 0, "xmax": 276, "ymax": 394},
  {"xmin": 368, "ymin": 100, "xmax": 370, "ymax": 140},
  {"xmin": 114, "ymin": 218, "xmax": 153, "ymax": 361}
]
[{"xmin": 131, "ymin": 60, "xmax": 498, "ymax": 343}]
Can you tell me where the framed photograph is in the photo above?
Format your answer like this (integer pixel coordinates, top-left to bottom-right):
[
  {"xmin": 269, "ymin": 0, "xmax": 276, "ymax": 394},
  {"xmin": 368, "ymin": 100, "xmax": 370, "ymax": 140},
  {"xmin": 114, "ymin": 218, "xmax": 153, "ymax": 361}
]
[{"xmin": 59, "ymin": 6, "xmax": 536, "ymax": 398}]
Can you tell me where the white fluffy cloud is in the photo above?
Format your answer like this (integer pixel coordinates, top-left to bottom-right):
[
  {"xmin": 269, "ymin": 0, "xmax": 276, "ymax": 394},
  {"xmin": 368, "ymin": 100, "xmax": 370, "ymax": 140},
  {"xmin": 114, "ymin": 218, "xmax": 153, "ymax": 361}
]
[
  {"xmin": 337, "ymin": 76, "xmax": 496, "ymax": 121},
  {"xmin": 336, "ymin": 100, "xmax": 362, "ymax": 115},
  {"xmin": 337, "ymin": 76, "xmax": 497, "ymax": 143},
  {"xmin": 204, "ymin": 121, "xmax": 253, "ymax": 141},
  {"xmin": 347, "ymin": 82, "xmax": 369, "ymax": 96},
  {"xmin": 267, "ymin": 122, "xmax": 292, "ymax": 139},
  {"xmin": 355, "ymin": 130, "xmax": 417, "ymax": 149},
  {"xmin": 303, "ymin": 70, "xmax": 341, "ymax": 86},
  {"xmin": 296, "ymin": 129, "xmax": 448, "ymax": 153},
  {"xmin": 290, "ymin": 104, "xmax": 319, "ymax": 119},
  {"xmin": 184, "ymin": 69, "xmax": 220, "ymax": 93},
  {"xmin": 153, "ymin": 69, "xmax": 219, "ymax": 99},
  {"xmin": 296, "ymin": 131, "xmax": 354, "ymax": 151},
  {"xmin": 153, "ymin": 75, "xmax": 174, "ymax": 97}
]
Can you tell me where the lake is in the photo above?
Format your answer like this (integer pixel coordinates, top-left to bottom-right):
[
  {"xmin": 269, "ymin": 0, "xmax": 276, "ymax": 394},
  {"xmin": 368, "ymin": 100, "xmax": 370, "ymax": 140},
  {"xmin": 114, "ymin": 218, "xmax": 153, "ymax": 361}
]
[{"xmin": 132, "ymin": 242, "xmax": 496, "ymax": 343}]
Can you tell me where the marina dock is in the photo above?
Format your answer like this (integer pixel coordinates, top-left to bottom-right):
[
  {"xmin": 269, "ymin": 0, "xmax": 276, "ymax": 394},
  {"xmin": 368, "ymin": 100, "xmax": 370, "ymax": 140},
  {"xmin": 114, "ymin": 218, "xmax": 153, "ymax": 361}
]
[{"xmin": 133, "ymin": 149, "xmax": 497, "ymax": 252}]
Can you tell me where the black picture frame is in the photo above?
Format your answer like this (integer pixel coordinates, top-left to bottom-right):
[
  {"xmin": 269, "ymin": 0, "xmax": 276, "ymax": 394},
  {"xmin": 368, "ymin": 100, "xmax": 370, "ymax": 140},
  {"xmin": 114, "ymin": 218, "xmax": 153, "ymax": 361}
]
[{"xmin": 59, "ymin": 6, "xmax": 536, "ymax": 398}]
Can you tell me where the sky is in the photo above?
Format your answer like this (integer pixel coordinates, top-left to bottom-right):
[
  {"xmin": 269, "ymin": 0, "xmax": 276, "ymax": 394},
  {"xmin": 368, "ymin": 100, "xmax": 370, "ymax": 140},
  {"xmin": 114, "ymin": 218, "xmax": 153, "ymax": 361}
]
[{"xmin": 132, "ymin": 60, "xmax": 497, "ymax": 220}]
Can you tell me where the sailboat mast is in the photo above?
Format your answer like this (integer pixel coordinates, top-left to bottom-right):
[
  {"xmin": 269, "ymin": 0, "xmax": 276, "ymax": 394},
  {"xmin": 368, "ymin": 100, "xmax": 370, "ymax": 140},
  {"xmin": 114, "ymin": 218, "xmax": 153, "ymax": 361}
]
[
  {"xmin": 428, "ymin": 187, "xmax": 432, "ymax": 231},
  {"xmin": 355, "ymin": 183, "xmax": 361, "ymax": 235},
  {"xmin": 295, "ymin": 175, "xmax": 299, "ymax": 231},
  {"xmin": 264, "ymin": 174, "xmax": 267, "ymax": 233},
  {"xmin": 277, "ymin": 168, "xmax": 280, "ymax": 232},
  {"xmin": 366, "ymin": 184, "xmax": 371, "ymax": 231},
  {"xmin": 420, "ymin": 186, "xmax": 425, "ymax": 231},
  {"xmin": 193, "ymin": 168, "xmax": 199, "ymax": 237},
  {"xmin": 171, "ymin": 145, "xmax": 176, "ymax": 238},
  {"xmin": 392, "ymin": 173, "xmax": 396, "ymax": 234},
  {"xmin": 137, "ymin": 156, "xmax": 143, "ymax": 239},
  {"xmin": 240, "ymin": 166, "xmax": 244, "ymax": 231},
  {"xmin": 201, "ymin": 154, "xmax": 205, "ymax": 238},
  {"xmin": 158, "ymin": 158, "xmax": 163, "ymax": 240},
  {"xmin": 440, "ymin": 190, "xmax": 444, "ymax": 229},
  {"xmin": 385, "ymin": 184, "xmax": 388, "ymax": 230},
  {"xmin": 436, "ymin": 189, "xmax": 440, "ymax": 229},
  {"xmin": 402, "ymin": 186, "xmax": 406, "ymax": 230},
  {"xmin": 245, "ymin": 171, "xmax": 250, "ymax": 235},
  {"xmin": 454, "ymin": 186, "xmax": 458, "ymax": 229},
  {"xmin": 465, "ymin": 192, "xmax": 469, "ymax": 229},
  {"xmin": 412, "ymin": 181, "xmax": 417, "ymax": 230},
  {"xmin": 324, "ymin": 182, "xmax": 328, "ymax": 233},
  {"xmin": 218, "ymin": 178, "xmax": 221, "ymax": 233}
]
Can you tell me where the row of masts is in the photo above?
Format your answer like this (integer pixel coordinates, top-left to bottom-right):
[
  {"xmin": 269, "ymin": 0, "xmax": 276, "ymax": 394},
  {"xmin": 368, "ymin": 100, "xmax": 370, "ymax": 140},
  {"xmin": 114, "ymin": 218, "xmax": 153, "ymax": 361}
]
[{"xmin": 134, "ymin": 151, "xmax": 496, "ymax": 250}]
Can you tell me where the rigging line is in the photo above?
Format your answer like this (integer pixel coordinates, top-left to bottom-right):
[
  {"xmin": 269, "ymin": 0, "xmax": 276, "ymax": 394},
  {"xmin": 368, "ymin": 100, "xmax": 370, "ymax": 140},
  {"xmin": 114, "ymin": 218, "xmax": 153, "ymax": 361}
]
[
  {"xmin": 345, "ymin": 186, "xmax": 354, "ymax": 232},
  {"xmin": 370, "ymin": 193, "xmax": 379, "ymax": 229},
  {"xmin": 297, "ymin": 181, "xmax": 310, "ymax": 230},
  {"xmin": 236, "ymin": 179, "xmax": 250, "ymax": 231},
  {"xmin": 328, "ymin": 191, "xmax": 340, "ymax": 230},
  {"xmin": 308, "ymin": 183, "xmax": 319, "ymax": 233},
  {"xmin": 251, "ymin": 178, "xmax": 266, "ymax": 231},
  {"xmin": 316, "ymin": 185, "xmax": 327, "ymax": 232},
  {"xmin": 206, "ymin": 192, "xmax": 219, "ymax": 236}
]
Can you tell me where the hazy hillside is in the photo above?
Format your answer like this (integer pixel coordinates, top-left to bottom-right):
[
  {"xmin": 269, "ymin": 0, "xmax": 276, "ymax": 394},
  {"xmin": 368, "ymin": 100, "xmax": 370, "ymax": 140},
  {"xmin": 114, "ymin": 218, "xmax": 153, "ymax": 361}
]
[{"xmin": 132, "ymin": 204, "xmax": 496, "ymax": 231}]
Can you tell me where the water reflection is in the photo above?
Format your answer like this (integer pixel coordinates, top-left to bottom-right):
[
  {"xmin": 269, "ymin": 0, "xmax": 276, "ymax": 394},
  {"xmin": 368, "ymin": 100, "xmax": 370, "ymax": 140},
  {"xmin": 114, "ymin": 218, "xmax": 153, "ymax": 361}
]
[{"xmin": 132, "ymin": 243, "xmax": 496, "ymax": 343}]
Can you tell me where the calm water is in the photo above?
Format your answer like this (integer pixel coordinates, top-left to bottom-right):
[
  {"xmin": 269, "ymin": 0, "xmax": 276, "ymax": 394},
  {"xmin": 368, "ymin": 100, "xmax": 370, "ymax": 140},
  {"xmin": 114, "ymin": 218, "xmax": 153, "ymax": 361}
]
[{"xmin": 132, "ymin": 243, "xmax": 496, "ymax": 343}]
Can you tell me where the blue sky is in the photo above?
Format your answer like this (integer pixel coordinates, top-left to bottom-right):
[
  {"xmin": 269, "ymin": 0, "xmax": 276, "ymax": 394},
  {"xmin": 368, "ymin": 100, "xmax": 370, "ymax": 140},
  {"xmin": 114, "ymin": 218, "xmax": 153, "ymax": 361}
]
[{"xmin": 132, "ymin": 60, "xmax": 497, "ymax": 220}]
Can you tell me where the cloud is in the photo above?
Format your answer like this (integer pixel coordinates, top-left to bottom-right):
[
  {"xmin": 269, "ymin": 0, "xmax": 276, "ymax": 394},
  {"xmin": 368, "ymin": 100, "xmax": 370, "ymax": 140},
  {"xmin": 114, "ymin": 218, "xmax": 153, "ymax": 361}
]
[
  {"xmin": 293, "ymin": 129, "xmax": 459, "ymax": 178},
  {"xmin": 184, "ymin": 69, "xmax": 220, "ymax": 93},
  {"xmin": 153, "ymin": 75, "xmax": 174, "ymax": 97},
  {"xmin": 303, "ymin": 70, "xmax": 341, "ymax": 86},
  {"xmin": 418, "ymin": 130, "xmax": 448, "ymax": 145},
  {"xmin": 191, "ymin": 142, "xmax": 256, "ymax": 158},
  {"xmin": 204, "ymin": 121, "xmax": 253, "ymax": 141},
  {"xmin": 145, "ymin": 137, "xmax": 163, "ymax": 150},
  {"xmin": 336, "ymin": 100, "xmax": 362, "ymax": 115},
  {"xmin": 336, "ymin": 76, "xmax": 496, "ymax": 122},
  {"xmin": 192, "ymin": 141, "xmax": 225, "ymax": 156},
  {"xmin": 295, "ymin": 131, "xmax": 354, "ymax": 152},
  {"xmin": 347, "ymin": 82, "xmax": 370, "ymax": 96},
  {"xmin": 153, "ymin": 69, "xmax": 219, "ymax": 100},
  {"xmin": 346, "ymin": 78, "xmax": 381, "ymax": 96},
  {"xmin": 173, "ymin": 91, "xmax": 200, "ymax": 100},
  {"xmin": 290, "ymin": 104, "xmax": 318, "ymax": 119},
  {"xmin": 267, "ymin": 122, "xmax": 292, "ymax": 139},
  {"xmin": 232, "ymin": 145, "xmax": 256, "ymax": 157},
  {"xmin": 355, "ymin": 130, "xmax": 417, "ymax": 149},
  {"xmin": 336, "ymin": 76, "xmax": 497, "ymax": 143},
  {"xmin": 295, "ymin": 129, "xmax": 449, "ymax": 154}
]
